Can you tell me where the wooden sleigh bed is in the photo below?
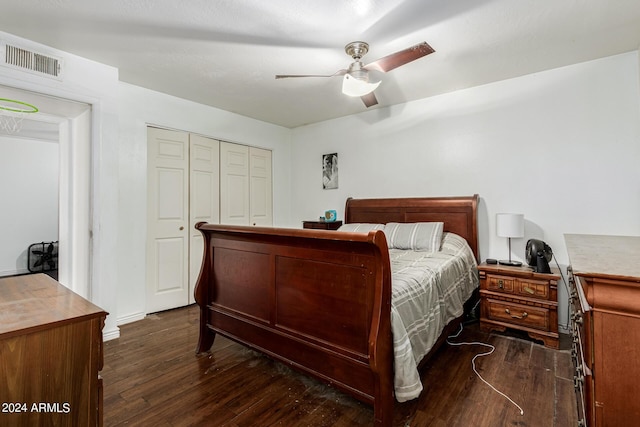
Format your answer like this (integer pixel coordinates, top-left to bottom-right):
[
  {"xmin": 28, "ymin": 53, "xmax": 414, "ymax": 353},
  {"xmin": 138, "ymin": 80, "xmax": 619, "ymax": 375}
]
[{"xmin": 194, "ymin": 195, "xmax": 480, "ymax": 426}]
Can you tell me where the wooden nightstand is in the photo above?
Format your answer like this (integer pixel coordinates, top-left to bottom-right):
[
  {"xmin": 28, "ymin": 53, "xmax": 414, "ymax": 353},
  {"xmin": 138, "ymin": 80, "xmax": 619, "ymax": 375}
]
[
  {"xmin": 478, "ymin": 263, "xmax": 560, "ymax": 348},
  {"xmin": 302, "ymin": 220, "xmax": 343, "ymax": 230}
]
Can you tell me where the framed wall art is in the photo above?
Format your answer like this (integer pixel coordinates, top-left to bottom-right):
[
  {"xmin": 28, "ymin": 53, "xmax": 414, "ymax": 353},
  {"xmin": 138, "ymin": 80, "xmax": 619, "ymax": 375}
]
[{"xmin": 322, "ymin": 153, "xmax": 338, "ymax": 189}]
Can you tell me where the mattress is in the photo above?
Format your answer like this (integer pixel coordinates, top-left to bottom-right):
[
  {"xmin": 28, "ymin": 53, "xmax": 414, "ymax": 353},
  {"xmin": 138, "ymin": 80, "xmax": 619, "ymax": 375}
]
[{"xmin": 389, "ymin": 232, "xmax": 479, "ymax": 402}]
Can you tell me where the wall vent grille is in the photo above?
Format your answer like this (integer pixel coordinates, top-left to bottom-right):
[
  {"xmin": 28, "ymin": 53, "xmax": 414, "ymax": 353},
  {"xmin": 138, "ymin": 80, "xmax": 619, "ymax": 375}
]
[{"xmin": 2, "ymin": 42, "xmax": 63, "ymax": 79}]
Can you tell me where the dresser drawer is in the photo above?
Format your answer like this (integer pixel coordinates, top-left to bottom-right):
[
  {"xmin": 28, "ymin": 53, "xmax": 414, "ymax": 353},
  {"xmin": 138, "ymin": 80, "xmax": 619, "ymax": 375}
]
[
  {"xmin": 486, "ymin": 275, "xmax": 515, "ymax": 292},
  {"xmin": 568, "ymin": 268, "xmax": 592, "ymax": 426},
  {"xmin": 517, "ymin": 279, "xmax": 549, "ymax": 299},
  {"xmin": 486, "ymin": 299, "xmax": 549, "ymax": 331},
  {"xmin": 572, "ymin": 316, "xmax": 589, "ymax": 427}
]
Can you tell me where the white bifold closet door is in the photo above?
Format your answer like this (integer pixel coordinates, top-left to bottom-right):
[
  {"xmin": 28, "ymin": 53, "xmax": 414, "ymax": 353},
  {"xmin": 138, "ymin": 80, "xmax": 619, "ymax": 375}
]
[
  {"xmin": 188, "ymin": 134, "xmax": 220, "ymax": 304},
  {"xmin": 219, "ymin": 142, "xmax": 249, "ymax": 225},
  {"xmin": 249, "ymin": 146, "xmax": 273, "ymax": 226},
  {"xmin": 146, "ymin": 128, "xmax": 219, "ymax": 313},
  {"xmin": 220, "ymin": 141, "xmax": 272, "ymax": 226}
]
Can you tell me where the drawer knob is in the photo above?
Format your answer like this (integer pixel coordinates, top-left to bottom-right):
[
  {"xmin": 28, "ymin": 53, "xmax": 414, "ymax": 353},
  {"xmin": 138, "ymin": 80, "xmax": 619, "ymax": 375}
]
[
  {"xmin": 573, "ymin": 373, "xmax": 584, "ymax": 389},
  {"xmin": 523, "ymin": 286, "xmax": 535, "ymax": 295},
  {"xmin": 505, "ymin": 308, "xmax": 528, "ymax": 319},
  {"xmin": 498, "ymin": 279, "xmax": 504, "ymax": 288},
  {"xmin": 573, "ymin": 313, "xmax": 583, "ymax": 326}
]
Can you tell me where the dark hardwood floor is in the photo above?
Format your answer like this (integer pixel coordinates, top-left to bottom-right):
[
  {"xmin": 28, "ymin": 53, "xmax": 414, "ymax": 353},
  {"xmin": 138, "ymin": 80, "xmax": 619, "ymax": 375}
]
[{"xmin": 102, "ymin": 304, "xmax": 577, "ymax": 426}]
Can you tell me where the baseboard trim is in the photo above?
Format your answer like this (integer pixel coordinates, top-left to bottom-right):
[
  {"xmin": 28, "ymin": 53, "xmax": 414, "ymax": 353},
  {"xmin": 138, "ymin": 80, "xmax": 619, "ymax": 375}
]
[
  {"xmin": 0, "ymin": 268, "xmax": 30, "ymax": 277},
  {"xmin": 117, "ymin": 311, "xmax": 146, "ymax": 326},
  {"xmin": 103, "ymin": 326, "xmax": 120, "ymax": 342}
]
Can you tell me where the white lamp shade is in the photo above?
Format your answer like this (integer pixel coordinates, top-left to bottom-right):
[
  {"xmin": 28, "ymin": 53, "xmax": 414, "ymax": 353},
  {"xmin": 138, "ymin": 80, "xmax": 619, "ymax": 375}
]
[
  {"xmin": 342, "ymin": 73, "xmax": 381, "ymax": 97},
  {"xmin": 496, "ymin": 213, "xmax": 524, "ymax": 238}
]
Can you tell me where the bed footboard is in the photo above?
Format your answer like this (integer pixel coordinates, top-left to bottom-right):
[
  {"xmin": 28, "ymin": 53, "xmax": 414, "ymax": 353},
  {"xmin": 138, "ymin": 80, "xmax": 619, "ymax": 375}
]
[{"xmin": 194, "ymin": 223, "xmax": 394, "ymax": 426}]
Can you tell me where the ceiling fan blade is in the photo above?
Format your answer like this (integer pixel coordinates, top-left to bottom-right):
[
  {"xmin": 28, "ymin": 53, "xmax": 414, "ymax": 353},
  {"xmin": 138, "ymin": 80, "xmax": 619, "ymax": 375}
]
[
  {"xmin": 364, "ymin": 42, "xmax": 435, "ymax": 73},
  {"xmin": 275, "ymin": 74, "xmax": 331, "ymax": 79},
  {"xmin": 361, "ymin": 92, "xmax": 378, "ymax": 108},
  {"xmin": 275, "ymin": 70, "xmax": 347, "ymax": 79}
]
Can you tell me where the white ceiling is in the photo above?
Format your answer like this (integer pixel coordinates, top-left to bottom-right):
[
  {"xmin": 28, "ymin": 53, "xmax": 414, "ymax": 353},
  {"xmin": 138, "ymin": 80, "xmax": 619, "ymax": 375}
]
[{"xmin": 1, "ymin": 0, "xmax": 640, "ymax": 128}]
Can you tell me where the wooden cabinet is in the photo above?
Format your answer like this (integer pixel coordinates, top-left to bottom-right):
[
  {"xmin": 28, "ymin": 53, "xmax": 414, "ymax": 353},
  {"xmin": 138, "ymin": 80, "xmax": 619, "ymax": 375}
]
[
  {"xmin": 565, "ymin": 234, "xmax": 640, "ymax": 427},
  {"xmin": 0, "ymin": 274, "xmax": 107, "ymax": 427},
  {"xmin": 479, "ymin": 263, "xmax": 559, "ymax": 348},
  {"xmin": 302, "ymin": 220, "xmax": 343, "ymax": 230}
]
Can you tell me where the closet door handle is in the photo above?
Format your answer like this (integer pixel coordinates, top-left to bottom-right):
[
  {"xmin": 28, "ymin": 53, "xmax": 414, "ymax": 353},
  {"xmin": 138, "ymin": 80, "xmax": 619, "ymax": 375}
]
[{"xmin": 179, "ymin": 226, "xmax": 184, "ymax": 231}]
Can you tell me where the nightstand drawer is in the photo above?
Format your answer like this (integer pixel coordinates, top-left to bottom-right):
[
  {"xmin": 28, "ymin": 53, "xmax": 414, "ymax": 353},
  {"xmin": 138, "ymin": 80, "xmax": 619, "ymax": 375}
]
[
  {"xmin": 517, "ymin": 279, "xmax": 549, "ymax": 299},
  {"xmin": 487, "ymin": 275, "xmax": 515, "ymax": 292},
  {"xmin": 486, "ymin": 299, "xmax": 549, "ymax": 331}
]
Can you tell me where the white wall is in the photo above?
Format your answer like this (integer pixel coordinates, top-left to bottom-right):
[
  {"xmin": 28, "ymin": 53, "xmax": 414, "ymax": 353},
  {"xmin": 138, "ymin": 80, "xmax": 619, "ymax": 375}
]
[
  {"xmin": 116, "ymin": 82, "xmax": 292, "ymax": 324},
  {"xmin": 290, "ymin": 51, "xmax": 640, "ymax": 331},
  {"xmin": 0, "ymin": 137, "xmax": 58, "ymax": 276}
]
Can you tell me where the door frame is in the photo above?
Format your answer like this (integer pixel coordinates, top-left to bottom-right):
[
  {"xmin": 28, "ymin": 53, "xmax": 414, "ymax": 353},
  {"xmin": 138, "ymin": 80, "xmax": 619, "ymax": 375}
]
[
  {"xmin": 0, "ymin": 85, "xmax": 93, "ymax": 298},
  {"xmin": 57, "ymin": 109, "xmax": 92, "ymax": 299}
]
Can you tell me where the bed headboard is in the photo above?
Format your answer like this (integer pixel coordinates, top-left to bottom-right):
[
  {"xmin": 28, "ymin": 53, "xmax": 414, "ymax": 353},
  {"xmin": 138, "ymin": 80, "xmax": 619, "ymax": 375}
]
[{"xmin": 344, "ymin": 195, "xmax": 479, "ymax": 261}]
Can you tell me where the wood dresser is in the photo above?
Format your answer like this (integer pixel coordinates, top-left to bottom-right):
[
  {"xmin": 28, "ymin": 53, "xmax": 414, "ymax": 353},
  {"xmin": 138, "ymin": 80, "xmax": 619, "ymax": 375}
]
[
  {"xmin": 565, "ymin": 234, "xmax": 640, "ymax": 427},
  {"xmin": 0, "ymin": 273, "xmax": 107, "ymax": 427}
]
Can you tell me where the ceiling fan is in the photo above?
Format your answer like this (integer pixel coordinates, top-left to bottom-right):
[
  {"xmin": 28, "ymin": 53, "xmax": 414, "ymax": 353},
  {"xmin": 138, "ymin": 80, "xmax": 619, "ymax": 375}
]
[{"xmin": 276, "ymin": 41, "xmax": 434, "ymax": 108}]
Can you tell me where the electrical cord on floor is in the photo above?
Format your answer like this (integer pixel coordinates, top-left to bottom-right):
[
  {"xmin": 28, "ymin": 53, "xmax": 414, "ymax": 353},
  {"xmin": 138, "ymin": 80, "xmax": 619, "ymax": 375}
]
[{"xmin": 446, "ymin": 323, "xmax": 524, "ymax": 416}]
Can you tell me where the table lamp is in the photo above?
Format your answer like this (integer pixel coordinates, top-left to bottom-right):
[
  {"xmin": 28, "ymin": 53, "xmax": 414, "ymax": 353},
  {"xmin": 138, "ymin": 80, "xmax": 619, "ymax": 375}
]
[{"xmin": 496, "ymin": 213, "xmax": 524, "ymax": 266}]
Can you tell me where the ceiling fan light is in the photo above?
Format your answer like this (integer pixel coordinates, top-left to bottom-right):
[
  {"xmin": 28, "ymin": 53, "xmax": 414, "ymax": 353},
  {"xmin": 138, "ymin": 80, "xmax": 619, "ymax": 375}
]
[{"xmin": 341, "ymin": 74, "xmax": 381, "ymax": 97}]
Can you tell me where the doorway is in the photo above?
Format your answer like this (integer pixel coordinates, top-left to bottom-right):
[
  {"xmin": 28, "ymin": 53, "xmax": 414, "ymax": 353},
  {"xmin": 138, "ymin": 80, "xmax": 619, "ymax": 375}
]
[
  {"xmin": 0, "ymin": 132, "xmax": 59, "ymax": 278},
  {"xmin": 0, "ymin": 84, "xmax": 92, "ymax": 298}
]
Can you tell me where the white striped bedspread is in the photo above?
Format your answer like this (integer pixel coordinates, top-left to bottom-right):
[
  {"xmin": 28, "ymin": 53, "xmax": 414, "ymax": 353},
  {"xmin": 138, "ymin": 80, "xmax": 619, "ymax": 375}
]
[{"xmin": 390, "ymin": 232, "xmax": 479, "ymax": 402}]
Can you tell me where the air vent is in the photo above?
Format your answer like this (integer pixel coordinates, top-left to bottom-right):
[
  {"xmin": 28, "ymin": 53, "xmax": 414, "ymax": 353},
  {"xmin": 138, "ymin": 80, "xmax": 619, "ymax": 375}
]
[{"xmin": 1, "ymin": 42, "xmax": 63, "ymax": 79}]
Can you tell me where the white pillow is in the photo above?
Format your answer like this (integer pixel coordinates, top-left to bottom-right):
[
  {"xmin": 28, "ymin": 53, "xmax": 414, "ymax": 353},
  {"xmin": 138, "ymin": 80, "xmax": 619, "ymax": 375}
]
[
  {"xmin": 383, "ymin": 222, "xmax": 444, "ymax": 252},
  {"xmin": 337, "ymin": 223, "xmax": 385, "ymax": 232}
]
